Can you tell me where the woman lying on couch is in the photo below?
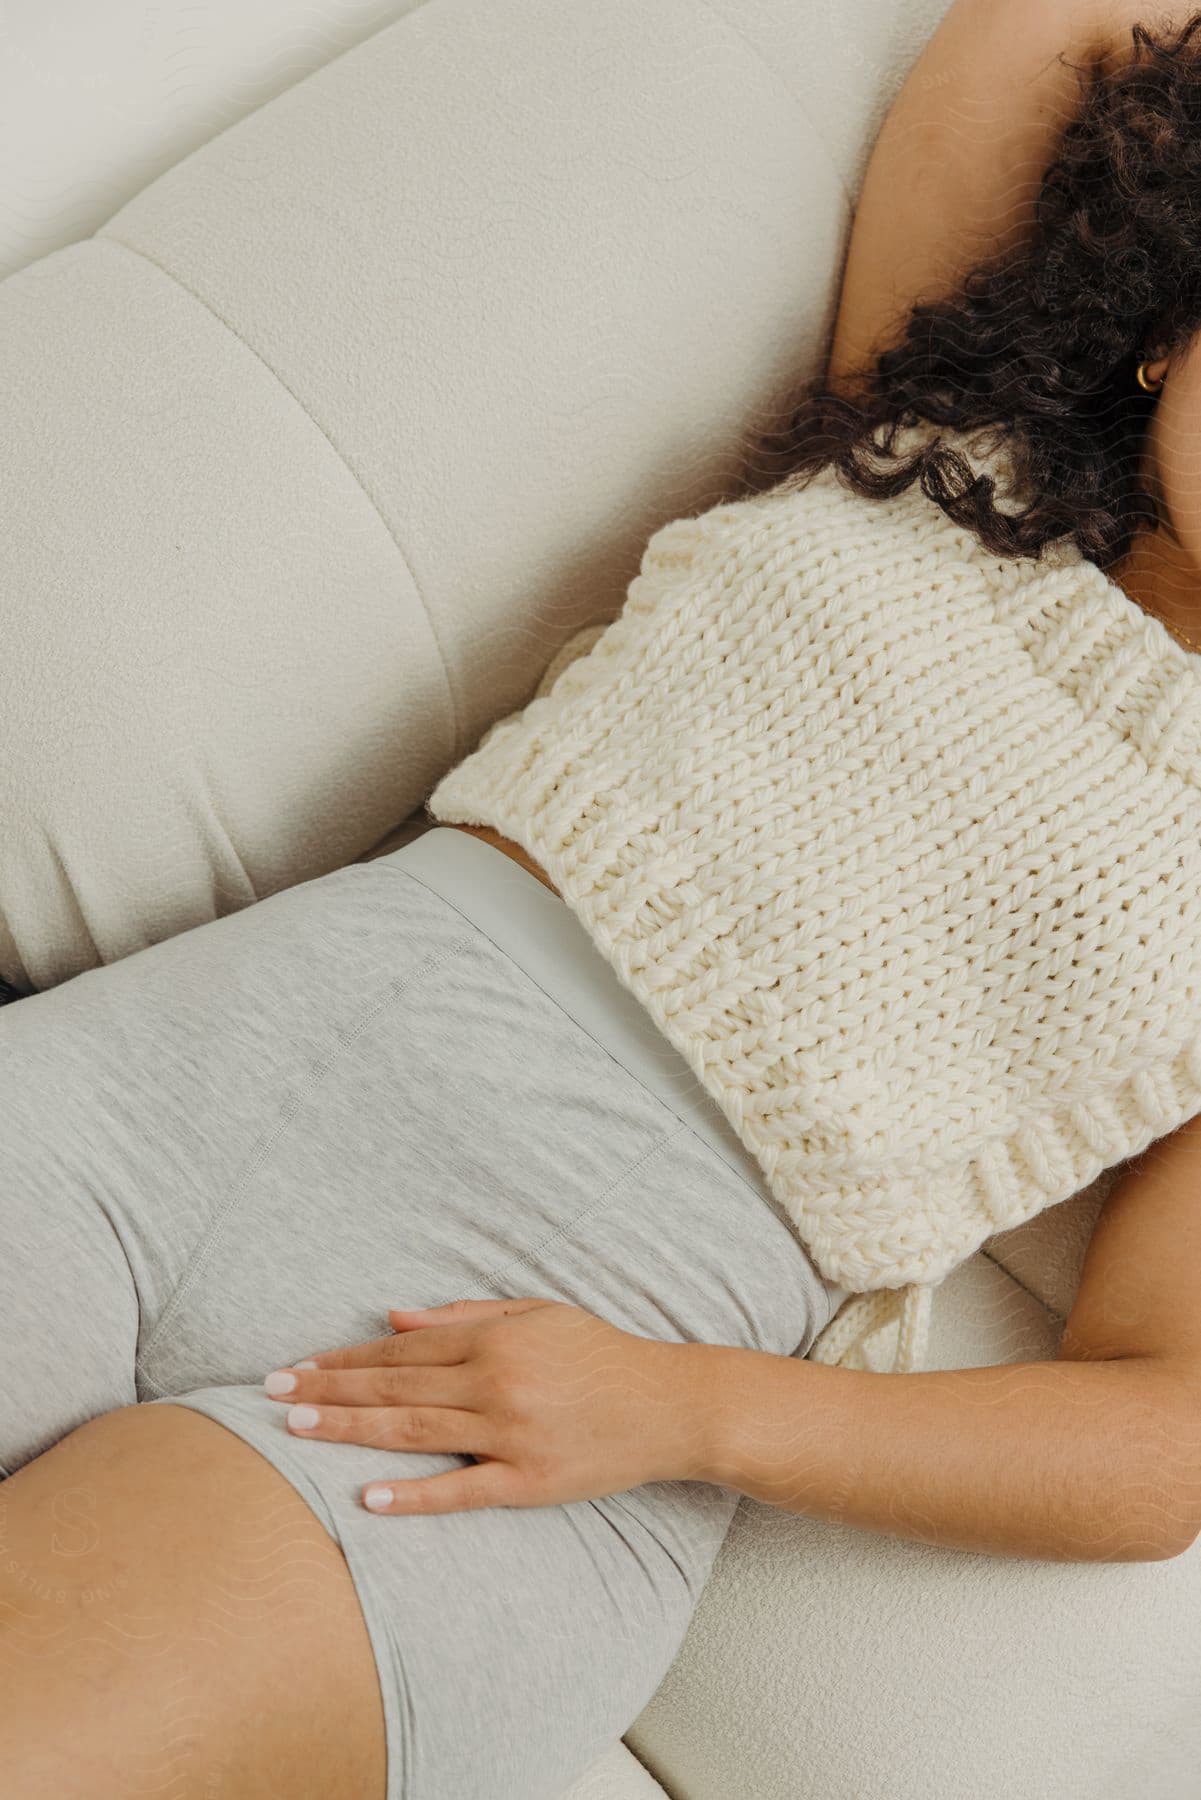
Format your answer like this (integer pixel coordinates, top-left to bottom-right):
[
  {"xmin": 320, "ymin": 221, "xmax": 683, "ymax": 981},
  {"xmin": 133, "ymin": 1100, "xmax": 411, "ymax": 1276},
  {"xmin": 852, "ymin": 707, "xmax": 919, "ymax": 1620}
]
[{"xmin": 5, "ymin": 6, "xmax": 1201, "ymax": 1797}]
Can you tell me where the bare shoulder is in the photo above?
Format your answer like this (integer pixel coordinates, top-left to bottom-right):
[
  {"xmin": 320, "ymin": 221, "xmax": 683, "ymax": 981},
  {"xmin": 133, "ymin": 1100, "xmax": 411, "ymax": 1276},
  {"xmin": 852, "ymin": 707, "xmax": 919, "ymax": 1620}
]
[
  {"xmin": 825, "ymin": 0, "xmax": 1123, "ymax": 394},
  {"xmin": 1056, "ymin": 1112, "xmax": 1201, "ymax": 1393}
]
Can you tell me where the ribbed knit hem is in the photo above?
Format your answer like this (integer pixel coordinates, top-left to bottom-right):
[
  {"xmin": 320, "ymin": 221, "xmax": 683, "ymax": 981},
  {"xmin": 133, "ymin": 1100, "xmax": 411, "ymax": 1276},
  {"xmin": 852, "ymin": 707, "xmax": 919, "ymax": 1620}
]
[
  {"xmin": 426, "ymin": 451, "xmax": 1201, "ymax": 1376},
  {"xmin": 431, "ymin": 762, "xmax": 1201, "ymax": 1311}
]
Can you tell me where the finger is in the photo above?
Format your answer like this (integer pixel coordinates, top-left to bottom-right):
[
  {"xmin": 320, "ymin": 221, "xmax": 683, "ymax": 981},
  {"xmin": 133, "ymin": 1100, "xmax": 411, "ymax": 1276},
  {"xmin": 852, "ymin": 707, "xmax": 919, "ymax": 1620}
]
[
  {"xmin": 290, "ymin": 1326, "xmax": 473, "ymax": 1372},
  {"xmin": 294, "ymin": 1298, "xmax": 551, "ymax": 1368},
  {"xmin": 360, "ymin": 1461, "xmax": 524, "ymax": 1516},
  {"xmin": 288, "ymin": 1332, "xmax": 402, "ymax": 1371},
  {"xmin": 285, "ymin": 1403, "xmax": 494, "ymax": 1456},
  {"xmin": 263, "ymin": 1364, "xmax": 474, "ymax": 1410},
  {"xmin": 388, "ymin": 1297, "xmax": 547, "ymax": 1331}
]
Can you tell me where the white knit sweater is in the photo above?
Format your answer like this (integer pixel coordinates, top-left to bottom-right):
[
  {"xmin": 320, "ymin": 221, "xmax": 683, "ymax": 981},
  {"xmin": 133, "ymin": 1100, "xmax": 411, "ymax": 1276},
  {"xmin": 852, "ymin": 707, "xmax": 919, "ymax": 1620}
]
[{"xmin": 427, "ymin": 425, "xmax": 1201, "ymax": 1375}]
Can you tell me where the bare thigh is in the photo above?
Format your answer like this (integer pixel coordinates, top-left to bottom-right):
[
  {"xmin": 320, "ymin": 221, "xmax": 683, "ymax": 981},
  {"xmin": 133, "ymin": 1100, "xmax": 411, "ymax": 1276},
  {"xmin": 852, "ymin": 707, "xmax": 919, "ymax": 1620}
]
[{"xmin": 0, "ymin": 1404, "xmax": 386, "ymax": 1800}]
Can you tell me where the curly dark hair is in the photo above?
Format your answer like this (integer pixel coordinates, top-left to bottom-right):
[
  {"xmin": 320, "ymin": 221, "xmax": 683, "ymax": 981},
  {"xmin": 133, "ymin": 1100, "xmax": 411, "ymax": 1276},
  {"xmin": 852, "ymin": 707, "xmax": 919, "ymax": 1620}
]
[{"xmin": 734, "ymin": 11, "xmax": 1201, "ymax": 573}]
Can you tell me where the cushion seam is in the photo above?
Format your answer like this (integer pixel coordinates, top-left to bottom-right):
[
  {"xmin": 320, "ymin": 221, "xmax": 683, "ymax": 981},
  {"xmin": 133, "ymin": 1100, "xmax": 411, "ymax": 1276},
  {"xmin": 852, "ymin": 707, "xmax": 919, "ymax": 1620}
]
[
  {"xmin": 689, "ymin": 0, "xmax": 852, "ymax": 206},
  {"xmin": 980, "ymin": 1245, "xmax": 1064, "ymax": 1323},
  {"xmin": 98, "ymin": 230, "xmax": 462, "ymax": 760}
]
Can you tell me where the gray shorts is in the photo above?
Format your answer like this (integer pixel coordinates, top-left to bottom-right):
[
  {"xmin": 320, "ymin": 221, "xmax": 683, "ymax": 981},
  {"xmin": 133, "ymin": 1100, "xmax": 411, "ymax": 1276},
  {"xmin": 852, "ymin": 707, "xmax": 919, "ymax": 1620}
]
[{"xmin": 0, "ymin": 825, "xmax": 846, "ymax": 1800}]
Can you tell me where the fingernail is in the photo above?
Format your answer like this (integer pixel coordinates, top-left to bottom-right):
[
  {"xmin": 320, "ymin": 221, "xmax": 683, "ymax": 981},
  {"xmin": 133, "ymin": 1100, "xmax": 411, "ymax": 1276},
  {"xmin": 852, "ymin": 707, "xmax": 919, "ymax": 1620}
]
[
  {"xmin": 363, "ymin": 1485, "xmax": 393, "ymax": 1511},
  {"xmin": 264, "ymin": 1371, "xmax": 297, "ymax": 1397},
  {"xmin": 294, "ymin": 1359, "xmax": 319, "ymax": 1369},
  {"xmin": 288, "ymin": 1405, "xmax": 321, "ymax": 1431}
]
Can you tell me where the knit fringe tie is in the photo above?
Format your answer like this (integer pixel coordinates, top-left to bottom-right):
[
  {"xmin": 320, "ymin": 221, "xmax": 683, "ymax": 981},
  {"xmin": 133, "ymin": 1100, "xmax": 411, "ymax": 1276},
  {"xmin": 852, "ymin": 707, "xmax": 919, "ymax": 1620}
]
[{"xmin": 806, "ymin": 1281, "xmax": 934, "ymax": 1374}]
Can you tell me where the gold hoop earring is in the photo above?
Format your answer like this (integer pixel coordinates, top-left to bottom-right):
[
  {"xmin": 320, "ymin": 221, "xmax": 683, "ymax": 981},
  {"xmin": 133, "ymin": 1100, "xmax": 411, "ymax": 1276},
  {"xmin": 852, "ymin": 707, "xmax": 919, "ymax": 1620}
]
[{"xmin": 1136, "ymin": 359, "xmax": 1165, "ymax": 394}]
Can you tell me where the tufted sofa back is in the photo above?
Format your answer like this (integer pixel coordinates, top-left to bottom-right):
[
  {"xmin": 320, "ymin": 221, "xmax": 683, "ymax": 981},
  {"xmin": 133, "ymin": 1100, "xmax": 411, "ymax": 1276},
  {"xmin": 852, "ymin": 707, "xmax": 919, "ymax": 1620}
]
[
  {"xmin": 3, "ymin": 0, "xmax": 1110, "ymax": 1316},
  {"xmin": 0, "ymin": 0, "xmax": 959, "ymax": 993}
]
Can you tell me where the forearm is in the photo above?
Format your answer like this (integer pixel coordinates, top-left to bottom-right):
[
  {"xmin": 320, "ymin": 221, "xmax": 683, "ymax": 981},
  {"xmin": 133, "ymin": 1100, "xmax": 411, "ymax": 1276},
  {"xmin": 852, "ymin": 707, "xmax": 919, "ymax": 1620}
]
[{"xmin": 690, "ymin": 1343, "xmax": 1201, "ymax": 1563}]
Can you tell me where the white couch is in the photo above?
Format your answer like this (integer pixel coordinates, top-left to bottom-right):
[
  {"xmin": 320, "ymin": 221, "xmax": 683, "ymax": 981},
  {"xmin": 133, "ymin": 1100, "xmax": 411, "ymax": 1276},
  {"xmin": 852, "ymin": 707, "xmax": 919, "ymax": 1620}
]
[{"xmin": 4, "ymin": 3, "xmax": 1198, "ymax": 1794}]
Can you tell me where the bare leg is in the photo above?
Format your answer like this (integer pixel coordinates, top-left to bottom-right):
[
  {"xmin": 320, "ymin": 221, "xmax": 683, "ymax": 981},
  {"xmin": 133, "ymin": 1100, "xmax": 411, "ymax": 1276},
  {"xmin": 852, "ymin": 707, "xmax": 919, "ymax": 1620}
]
[{"xmin": 0, "ymin": 1404, "xmax": 386, "ymax": 1799}]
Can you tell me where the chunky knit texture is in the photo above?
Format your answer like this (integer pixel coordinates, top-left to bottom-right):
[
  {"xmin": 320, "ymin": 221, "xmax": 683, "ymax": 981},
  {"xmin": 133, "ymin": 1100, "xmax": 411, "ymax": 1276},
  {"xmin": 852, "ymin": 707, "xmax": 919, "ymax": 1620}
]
[{"xmin": 427, "ymin": 425, "xmax": 1201, "ymax": 1374}]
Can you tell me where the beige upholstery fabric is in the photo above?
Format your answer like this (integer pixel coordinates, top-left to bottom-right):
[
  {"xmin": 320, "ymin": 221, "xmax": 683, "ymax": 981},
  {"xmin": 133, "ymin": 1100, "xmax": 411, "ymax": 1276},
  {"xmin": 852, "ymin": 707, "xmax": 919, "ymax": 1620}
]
[
  {"xmin": 0, "ymin": 0, "xmax": 850, "ymax": 992},
  {"xmin": 0, "ymin": 0, "xmax": 428, "ymax": 282},
  {"xmin": 6, "ymin": 2, "xmax": 1199, "ymax": 1796}
]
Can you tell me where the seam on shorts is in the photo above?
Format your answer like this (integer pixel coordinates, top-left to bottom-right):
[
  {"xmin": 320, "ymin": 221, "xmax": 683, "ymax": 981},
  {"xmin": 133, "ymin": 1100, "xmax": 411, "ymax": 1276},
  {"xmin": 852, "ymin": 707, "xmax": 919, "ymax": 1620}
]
[
  {"xmin": 135, "ymin": 932, "xmax": 478, "ymax": 1381},
  {"xmin": 386, "ymin": 864, "xmax": 851, "ymax": 1337},
  {"xmin": 440, "ymin": 1120, "xmax": 689, "ymax": 1308},
  {"xmin": 136, "ymin": 1365, "xmax": 176, "ymax": 1400},
  {"xmin": 135, "ymin": 1123, "xmax": 688, "ymax": 1403},
  {"xmin": 384, "ymin": 862, "xmax": 782, "ymax": 1211}
]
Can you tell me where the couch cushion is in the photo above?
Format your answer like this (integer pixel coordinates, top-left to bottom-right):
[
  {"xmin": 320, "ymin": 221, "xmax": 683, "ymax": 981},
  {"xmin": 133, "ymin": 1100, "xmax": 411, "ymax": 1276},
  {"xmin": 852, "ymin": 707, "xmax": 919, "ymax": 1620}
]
[
  {"xmin": 0, "ymin": 0, "xmax": 427, "ymax": 282},
  {"xmin": 94, "ymin": 0, "xmax": 848, "ymax": 761},
  {"xmin": 0, "ymin": 237, "xmax": 447, "ymax": 990},
  {"xmin": 1, "ymin": 0, "xmax": 849, "ymax": 991},
  {"xmin": 983, "ymin": 1165, "xmax": 1121, "ymax": 1322}
]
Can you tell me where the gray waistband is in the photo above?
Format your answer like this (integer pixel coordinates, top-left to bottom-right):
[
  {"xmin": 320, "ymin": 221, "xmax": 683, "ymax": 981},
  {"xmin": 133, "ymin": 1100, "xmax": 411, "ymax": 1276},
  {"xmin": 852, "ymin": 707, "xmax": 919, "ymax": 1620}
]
[{"xmin": 379, "ymin": 827, "xmax": 803, "ymax": 1226}]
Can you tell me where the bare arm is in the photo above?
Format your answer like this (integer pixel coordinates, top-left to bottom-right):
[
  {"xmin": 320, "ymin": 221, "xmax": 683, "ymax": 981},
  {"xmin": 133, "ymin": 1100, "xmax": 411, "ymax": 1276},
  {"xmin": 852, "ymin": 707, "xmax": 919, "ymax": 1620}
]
[
  {"xmin": 682, "ymin": 2, "xmax": 1201, "ymax": 1567},
  {"xmin": 825, "ymin": 0, "xmax": 1120, "ymax": 395},
  {"xmin": 692, "ymin": 1109, "xmax": 1201, "ymax": 1563}
]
